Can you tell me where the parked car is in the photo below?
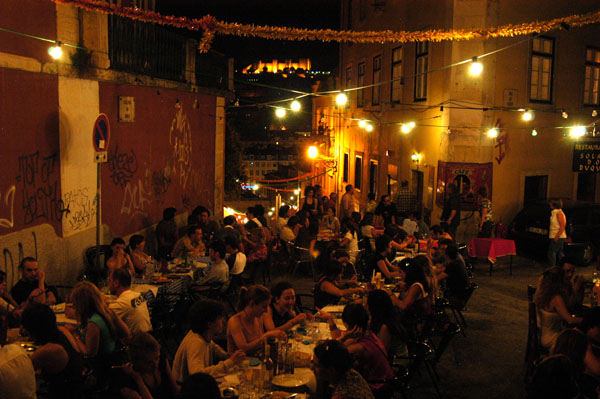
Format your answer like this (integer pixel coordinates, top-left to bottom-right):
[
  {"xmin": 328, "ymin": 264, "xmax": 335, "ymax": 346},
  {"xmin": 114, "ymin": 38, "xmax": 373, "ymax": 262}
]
[{"xmin": 508, "ymin": 199, "xmax": 600, "ymax": 266}]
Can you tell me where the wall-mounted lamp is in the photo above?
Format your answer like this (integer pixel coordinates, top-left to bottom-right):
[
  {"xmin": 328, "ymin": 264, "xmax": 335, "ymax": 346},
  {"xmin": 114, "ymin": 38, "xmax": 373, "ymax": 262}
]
[{"xmin": 411, "ymin": 153, "xmax": 422, "ymax": 163}]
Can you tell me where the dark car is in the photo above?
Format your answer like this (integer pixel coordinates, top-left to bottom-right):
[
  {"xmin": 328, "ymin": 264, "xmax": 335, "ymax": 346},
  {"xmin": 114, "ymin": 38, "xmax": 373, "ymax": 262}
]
[{"xmin": 508, "ymin": 199, "xmax": 600, "ymax": 265}]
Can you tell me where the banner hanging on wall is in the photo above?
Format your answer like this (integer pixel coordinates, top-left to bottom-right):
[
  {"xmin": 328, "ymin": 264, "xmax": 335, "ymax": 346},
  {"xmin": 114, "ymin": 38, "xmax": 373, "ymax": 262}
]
[{"xmin": 436, "ymin": 162, "xmax": 493, "ymax": 211}]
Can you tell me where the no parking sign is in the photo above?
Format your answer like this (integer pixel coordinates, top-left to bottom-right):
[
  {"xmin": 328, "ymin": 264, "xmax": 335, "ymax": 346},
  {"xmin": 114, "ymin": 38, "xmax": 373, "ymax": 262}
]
[{"xmin": 93, "ymin": 114, "xmax": 110, "ymax": 163}]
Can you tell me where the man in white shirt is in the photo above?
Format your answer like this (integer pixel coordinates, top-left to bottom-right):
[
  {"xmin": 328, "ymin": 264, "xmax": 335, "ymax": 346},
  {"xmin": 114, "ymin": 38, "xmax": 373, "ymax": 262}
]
[
  {"xmin": 108, "ymin": 268, "xmax": 152, "ymax": 334},
  {"xmin": 0, "ymin": 344, "xmax": 37, "ymax": 399},
  {"xmin": 172, "ymin": 299, "xmax": 245, "ymax": 382}
]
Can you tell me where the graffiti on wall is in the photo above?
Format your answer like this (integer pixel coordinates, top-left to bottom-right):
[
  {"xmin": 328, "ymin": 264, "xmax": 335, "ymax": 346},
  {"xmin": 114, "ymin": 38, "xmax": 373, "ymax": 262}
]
[
  {"xmin": 107, "ymin": 143, "xmax": 138, "ymax": 188},
  {"xmin": 121, "ymin": 179, "xmax": 151, "ymax": 216},
  {"xmin": 0, "ymin": 185, "xmax": 16, "ymax": 229},
  {"xmin": 169, "ymin": 104, "xmax": 193, "ymax": 190},
  {"xmin": 63, "ymin": 187, "xmax": 97, "ymax": 231},
  {"xmin": 16, "ymin": 152, "xmax": 67, "ymax": 226}
]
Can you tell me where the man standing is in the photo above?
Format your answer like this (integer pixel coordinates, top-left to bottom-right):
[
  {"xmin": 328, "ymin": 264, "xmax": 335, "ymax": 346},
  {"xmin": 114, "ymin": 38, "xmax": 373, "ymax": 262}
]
[
  {"xmin": 108, "ymin": 268, "xmax": 152, "ymax": 334},
  {"xmin": 375, "ymin": 194, "xmax": 397, "ymax": 227},
  {"xmin": 547, "ymin": 199, "xmax": 567, "ymax": 267},
  {"xmin": 340, "ymin": 185, "xmax": 355, "ymax": 220},
  {"xmin": 441, "ymin": 183, "xmax": 461, "ymax": 239},
  {"xmin": 395, "ymin": 180, "xmax": 416, "ymax": 214},
  {"xmin": 10, "ymin": 257, "xmax": 56, "ymax": 306},
  {"xmin": 156, "ymin": 207, "xmax": 178, "ymax": 260}
]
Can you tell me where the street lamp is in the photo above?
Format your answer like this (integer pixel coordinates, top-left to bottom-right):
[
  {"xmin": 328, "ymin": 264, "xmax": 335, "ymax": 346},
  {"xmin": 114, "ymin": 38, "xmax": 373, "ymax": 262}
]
[{"xmin": 308, "ymin": 145, "xmax": 318, "ymax": 159}]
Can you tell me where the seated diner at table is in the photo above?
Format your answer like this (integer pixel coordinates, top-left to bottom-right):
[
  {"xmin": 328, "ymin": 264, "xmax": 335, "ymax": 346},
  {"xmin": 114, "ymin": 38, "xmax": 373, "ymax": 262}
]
[
  {"xmin": 173, "ymin": 299, "xmax": 245, "ymax": 382},
  {"xmin": 371, "ymin": 235, "xmax": 402, "ymax": 282},
  {"xmin": 128, "ymin": 234, "xmax": 155, "ymax": 276},
  {"xmin": 360, "ymin": 212, "xmax": 382, "ymax": 252},
  {"xmin": 561, "ymin": 257, "xmax": 586, "ymax": 310},
  {"xmin": 321, "ymin": 206, "xmax": 341, "ymax": 234},
  {"xmin": 576, "ymin": 307, "xmax": 600, "ymax": 379},
  {"xmin": 226, "ymin": 285, "xmax": 286, "ymax": 356},
  {"xmin": 393, "ymin": 257, "xmax": 434, "ymax": 318},
  {"xmin": 0, "ymin": 270, "xmax": 22, "ymax": 320},
  {"xmin": 339, "ymin": 303, "xmax": 394, "ymax": 396},
  {"xmin": 172, "ymin": 225, "xmax": 206, "ymax": 259},
  {"xmin": 21, "ymin": 303, "xmax": 84, "ymax": 399},
  {"xmin": 195, "ymin": 241, "xmax": 229, "ymax": 289},
  {"xmin": 111, "ymin": 332, "xmax": 179, "ymax": 399},
  {"xmin": 66, "ymin": 281, "xmax": 131, "ymax": 361},
  {"xmin": 11, "ymin": 257, "xmax": 57, "ymax": 306},
  {"xmin": 314, "ymin": 262, "xmax": 364, "ymax": 309},
  {"xmin": 385, "ymin": 225, "xmax": 416, "ymax": 256},
  {"xmin": 264, "ymin": 281, "xmax": 313, "ymax": 332},
  {"xmin": 108, "ymin": 268, "xmax": 152, "ymax": 334},
  {"xmin": 367, "ymin": 289, "xmax": 407, "ymax": 360},
  {"xmin": 534, "ymin": 267, "xmax": 583, "ymax": 349},
  {"xmin": 312, "ymin": 340, "xmax": 375, "ymax": 399},
  {"xmin": 106, "ymin": 237, "xmax": 135, "ymax": 276},
  {"xmin": 179, "ymin": 372, "xmax": 222, "ymax": 399}
]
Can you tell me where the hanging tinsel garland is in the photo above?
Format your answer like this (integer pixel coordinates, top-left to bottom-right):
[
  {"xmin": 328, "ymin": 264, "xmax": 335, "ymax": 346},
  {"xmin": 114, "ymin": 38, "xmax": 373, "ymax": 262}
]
[{"xmin": 49, "ymin": 0, "xmax": 600, "ymax": 53}]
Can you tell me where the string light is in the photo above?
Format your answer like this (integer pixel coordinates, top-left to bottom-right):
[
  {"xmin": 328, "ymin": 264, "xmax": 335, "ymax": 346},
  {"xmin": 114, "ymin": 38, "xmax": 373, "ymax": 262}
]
[
  {"xmin": 593, "ymin": 110, "xmax": 598, "ymax": 117},
  {"xmin": 291, "ymin": 100, "xmax": 301, "ymax": 112},
  {"xmin": 308, "ymin": 146, "xmax": 318, "ymax": 159},
  {"xmin": 365, "ymin": 124, "xmax": 374, "ymax": 132},
  {"xmin": 570, "ymin": 126, "xmax": 586, "ymax": 137},
  {"xmin": 48, "ymin": 42, "xmax": 62, "ymax": 59},
  {"xmin": 562, "ymin": 111, "xmax": 569, "ymax": 119},
  {"xmin": 487, "ymin": 128, "xmax": 499, "ymax": 138},
  {"xmin": 336, "ymin": 92, "xmax": 348, "ymax": 106},
  {"xmin": 358, "ymin": 120, "xmax": 367, "ymax": 128},
  {"xmin": 275, "ymin": 108, "xmax": 286, "ymax": 118},
  {"xmin": 469, "ymin": 57, "xmax": 483, "ymax": 76},
  {"xmin": 400, "ymin": 124, "xmax": 413, "ymax": 134},
  {"xmin": 522, "ymin": 110, "xmax": 534, "ymax": 121},
  {"xmin": 531, "ymin": 129, "xmax": 538, "ymax": 136}
]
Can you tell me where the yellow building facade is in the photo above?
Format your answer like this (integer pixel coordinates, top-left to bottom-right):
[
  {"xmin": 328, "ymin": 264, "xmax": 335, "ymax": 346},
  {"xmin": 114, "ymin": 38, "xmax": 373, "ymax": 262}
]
[{"xmin": 313, "ymin": 0, "xmax": 600, "ymax": 242}]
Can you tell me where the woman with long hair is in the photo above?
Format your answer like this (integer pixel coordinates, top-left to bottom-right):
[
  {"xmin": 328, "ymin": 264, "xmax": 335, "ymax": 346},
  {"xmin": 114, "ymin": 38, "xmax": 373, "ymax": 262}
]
[
  {"xmin": 301, "ymin": 185, "xmax": 319, "ymax": 218},
  {"xmin": 21, "ymin": 303, "xmax": 84, "ymax": 399},
  {"xmin": 106, "ymin": 237, "xmax": 135, "ymax": 276},
  {"xmin": 367, "ymin": 289, "xmax": 407, "ymax": 359},
  {"xmin": 226, "ymin": 285, "xmax": 286, "ymax": 356},
  {"xmin": 68, "ymin": 281, "xmax": 130, "ymax": 358},
  {"xmin": 534, "ymin": 267, "xmax": 582, "ymax": 349},
  {"xmin": 313, "ymin": 261, "xmax": 364, "ymax": 309},
  {"xmin": 394, "ymin": 256, "xmax": 433, "ymax": 316}
]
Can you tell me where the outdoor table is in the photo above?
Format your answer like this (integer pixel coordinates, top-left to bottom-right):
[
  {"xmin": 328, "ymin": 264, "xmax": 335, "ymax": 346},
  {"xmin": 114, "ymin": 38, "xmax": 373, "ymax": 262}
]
[
  {"xmin": 467, "ymin": 238, "xmax": 517, "ymax": 276},
  {"xmin": 133, "ymin": 274, "xmax": 191, "ymax": 314}
]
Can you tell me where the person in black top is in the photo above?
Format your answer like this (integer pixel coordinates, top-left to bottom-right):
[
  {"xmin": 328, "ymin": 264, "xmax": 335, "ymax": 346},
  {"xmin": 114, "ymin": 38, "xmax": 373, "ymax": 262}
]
[
  {"xmin": 21, "ymin": 303, "xmax": 84, "ymax": 399},
  {"xmin": 314, "ymin": 262, "xmax": 363, "ymax": 309},
  {"xmin": 264, "ymin": 281, "xmax": 312, "ymax": 332},
  {"xmin": 439, "ymin": 243, "xmax": 469, "ymax": 302},
  {"xmin": 374, "ymin": 194, "xmax": 397, "ymax": 228},
  {"xmin": 10, "ymin": 257, "xmax": 57, "ymax": 306},
  {"xmin": 441, "ymin": 183, "xmax": 461, "ymax": 239}
]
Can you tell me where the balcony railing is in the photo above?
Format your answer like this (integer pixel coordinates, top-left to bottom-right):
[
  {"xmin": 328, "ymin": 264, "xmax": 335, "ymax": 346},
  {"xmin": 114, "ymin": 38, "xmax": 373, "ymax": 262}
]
[{"xmin": 108, "ymin": 15, "xmax": 186, "ymax": 82}]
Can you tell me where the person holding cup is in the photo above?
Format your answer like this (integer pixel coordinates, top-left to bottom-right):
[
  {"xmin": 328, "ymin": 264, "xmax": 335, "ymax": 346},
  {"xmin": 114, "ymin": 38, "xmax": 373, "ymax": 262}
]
[{"xmin": 264, "ymin": 281, "xmax": 313, "ymax": 332}]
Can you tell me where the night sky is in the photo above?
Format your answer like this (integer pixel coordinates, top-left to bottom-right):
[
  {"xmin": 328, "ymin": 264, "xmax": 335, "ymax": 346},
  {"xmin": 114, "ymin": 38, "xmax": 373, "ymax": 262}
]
[{"xmin": 156, "ymin": 0, "xmax": 341, "ymax": 71}]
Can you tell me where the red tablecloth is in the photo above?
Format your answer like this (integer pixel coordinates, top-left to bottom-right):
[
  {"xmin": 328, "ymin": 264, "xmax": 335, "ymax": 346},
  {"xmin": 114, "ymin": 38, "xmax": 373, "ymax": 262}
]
[{"xmin": 468, "ymin": 238, "xmax": 516, "ymax": 263}]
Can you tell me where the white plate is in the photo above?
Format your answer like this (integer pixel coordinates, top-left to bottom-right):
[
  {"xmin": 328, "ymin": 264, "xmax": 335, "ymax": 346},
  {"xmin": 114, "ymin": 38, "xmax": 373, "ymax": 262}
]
[{"xmin": 271, "ymin": 373, "xmax": 310, "ymax": 388}]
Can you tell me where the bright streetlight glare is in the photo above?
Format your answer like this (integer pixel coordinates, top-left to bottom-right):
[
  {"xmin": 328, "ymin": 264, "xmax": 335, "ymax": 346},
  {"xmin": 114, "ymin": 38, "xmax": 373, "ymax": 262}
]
[
  {"xmin": 487, "ymin": 128, "xmax": 499, "ymax": 138},
  {"xmin": 358, "ymin": 120, "xmax": 366, "ymax": 128},
  {"xmin": 401, "ymin": 124, "xmax": 411, "ymax": 134},
  {"xmin": 336, "ymin": 92, "xmax": 348, "ymax": 106},
  {"xmin": 570, "ymin": 126, "xmax": 586, "ymax": 137},
  {"xmin": 470, "ymin": 60, "xmax": 483, "ymax": 76},
  {"xmin": 291, "ymin": 100, "xmax": 301, "ymax": 112},
  {"xmin": 308, "ymin": 146, "xmax": 318, "ymax": 158},
  {"xmin": 275, "ymin": 108, "xmax": 286, "ymax": 118},
  {"xmin": 48, "ymin": 45, "xmax": 62, "ymax": 60},
  {"xmin": 366, "ymin": 124, "xmax": 374, "ymax": 132},
  {"xmin": 522, "ymin": 110, "xmax": 534, "ymax": 121}
]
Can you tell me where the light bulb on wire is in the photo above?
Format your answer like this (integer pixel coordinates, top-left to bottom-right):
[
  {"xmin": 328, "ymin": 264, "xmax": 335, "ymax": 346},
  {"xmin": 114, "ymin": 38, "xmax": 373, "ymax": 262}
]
[
  {"xmin": 291, "ymin": 100, "xmax": 301, "ymax": 112},
  {"xmin": 469, "ymin": 57, "xmax": 483, "ymax": 76},
  {"xmin": 487, "ymin": 128, "xmax": 499, "ymax": 138},
  {"xmin": 336, "ymin": 92, "xmax": 348, "ymax": 106},
  {"xmin": 365, "ymin": 124, "xmax": 374, "ymax": 132},
  {"xmin": 570, "ymin": 126, "xmax": 586, "ymax": 137},
  {"xmin": 275, "ymin": 108, "xmax": 286, "ymax": 118},
  {"xmin": 48, "ymin": 42, "xmax": 62, "ymax": 60},
  {"xmin": 531, "ymin": 129, "xmax": 538, "ymax": 137},
  {"xmin": 522, "ymin": 110, "xmax": 534, "ymax": 121},
  {"xmin": 358, "ymin": 120, "xmax": 367, "ymax": 128}
]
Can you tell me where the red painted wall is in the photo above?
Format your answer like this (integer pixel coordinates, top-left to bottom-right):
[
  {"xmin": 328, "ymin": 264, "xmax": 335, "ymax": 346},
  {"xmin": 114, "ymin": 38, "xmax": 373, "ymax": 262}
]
[
  {"xmin": 99, "ymin": 83, "xmax": 216, "ymax": 237},
  {"xmin": 0, "ymin": 0, "xmax": 57, "ymax": 61},
  {"xmin": 0, "ymin": 69, "xmax": 62, "ymax": 236}
]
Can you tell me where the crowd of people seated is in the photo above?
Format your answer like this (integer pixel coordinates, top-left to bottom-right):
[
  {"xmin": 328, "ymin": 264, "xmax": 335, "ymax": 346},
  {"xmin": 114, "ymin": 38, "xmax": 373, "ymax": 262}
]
[{"xmin": 0, "ymin": 190, "xmax": 478, "ymax": 399}]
